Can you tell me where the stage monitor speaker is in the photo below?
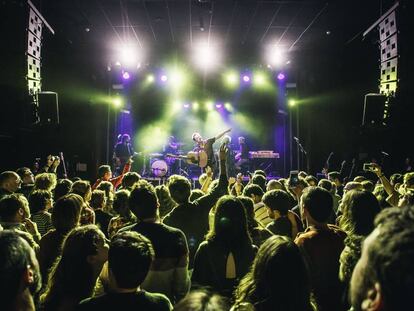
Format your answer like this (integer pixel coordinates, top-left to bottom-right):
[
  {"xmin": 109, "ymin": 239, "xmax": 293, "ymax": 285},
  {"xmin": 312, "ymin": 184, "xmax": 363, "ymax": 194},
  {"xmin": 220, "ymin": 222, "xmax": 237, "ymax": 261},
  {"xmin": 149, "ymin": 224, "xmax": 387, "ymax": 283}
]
[
  {"xmin": 37, "ymin": 91, "xmax": 59, "ymax": 125},
  {"xmin": 362, "ymin": 93, "xmax": 387, "ymax": 126}
]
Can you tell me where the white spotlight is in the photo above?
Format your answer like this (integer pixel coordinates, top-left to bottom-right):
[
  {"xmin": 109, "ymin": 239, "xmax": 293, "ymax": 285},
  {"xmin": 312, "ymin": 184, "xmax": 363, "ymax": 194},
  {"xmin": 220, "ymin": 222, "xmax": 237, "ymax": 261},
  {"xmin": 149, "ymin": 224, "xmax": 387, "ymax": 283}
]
[
  {"xmin": 193, "ymin": 43, "xmax": 221, "ymax": 72},
  {"xmin": 118, "ymin": 44, "xmax": 142, "ymax": 68},
  {"xmin": 266, "ymin": 45, "xmax": 285, "ymax": 67}
]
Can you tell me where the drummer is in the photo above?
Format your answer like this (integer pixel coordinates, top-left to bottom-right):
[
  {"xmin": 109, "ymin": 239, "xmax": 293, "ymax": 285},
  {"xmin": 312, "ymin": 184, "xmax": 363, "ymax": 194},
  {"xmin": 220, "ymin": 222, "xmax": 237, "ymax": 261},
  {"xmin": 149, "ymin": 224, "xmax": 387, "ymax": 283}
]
[
  {"xmin": 163, "ymin": 136, "xmax": 180, "ymax": 175},
  {"xmin": 163, "ymin": 136, "xmax": 179, "ymax": 154}
]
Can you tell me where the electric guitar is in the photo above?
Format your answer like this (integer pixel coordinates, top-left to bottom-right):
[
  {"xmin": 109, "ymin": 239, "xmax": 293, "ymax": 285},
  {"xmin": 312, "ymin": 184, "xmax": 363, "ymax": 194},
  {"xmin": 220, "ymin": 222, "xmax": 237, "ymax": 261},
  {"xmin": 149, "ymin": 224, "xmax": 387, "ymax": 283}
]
[{"xmin": 166, "ymin": 150, "xmax": 208, "ymax": 168}]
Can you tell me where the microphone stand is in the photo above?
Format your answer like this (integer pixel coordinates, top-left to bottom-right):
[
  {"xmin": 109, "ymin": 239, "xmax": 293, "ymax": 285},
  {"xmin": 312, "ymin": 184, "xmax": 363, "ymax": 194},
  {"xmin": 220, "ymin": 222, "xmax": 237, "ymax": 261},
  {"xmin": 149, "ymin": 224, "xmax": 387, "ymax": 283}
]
[{"xmin": 294, "ymin": 137, "xmax": 307, "ymax": 171}]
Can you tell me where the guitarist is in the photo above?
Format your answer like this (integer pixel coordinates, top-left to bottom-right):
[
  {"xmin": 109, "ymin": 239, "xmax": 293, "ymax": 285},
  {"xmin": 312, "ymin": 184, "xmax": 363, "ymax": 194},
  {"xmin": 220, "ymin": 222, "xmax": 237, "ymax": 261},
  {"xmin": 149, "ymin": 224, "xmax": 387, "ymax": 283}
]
[
  {"xmin": 113, "ymin": 134, "xmax": 134, "ymax": 175},
  {"xmin": 192, "ymin": 128, "xmax": 231, "ymax": 172}
]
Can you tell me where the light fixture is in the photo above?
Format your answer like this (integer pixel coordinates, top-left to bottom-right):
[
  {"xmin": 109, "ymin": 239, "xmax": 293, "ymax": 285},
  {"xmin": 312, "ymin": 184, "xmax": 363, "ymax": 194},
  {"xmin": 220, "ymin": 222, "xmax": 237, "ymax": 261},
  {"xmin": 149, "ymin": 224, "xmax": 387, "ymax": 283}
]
[
  {"xmin": 193, "ymin": 43, "xmax": 221, "ymax": 72},
  {"xmin": 266, "ymin": 45, "xmax": 285, "ymax": 67},
  {"xmin": 277, "ymin": 73, "xmax": 285, "ymax": 81},
  {"xmin": 122, "ymin": 71, "xmax": 130, "ymax": 80}
]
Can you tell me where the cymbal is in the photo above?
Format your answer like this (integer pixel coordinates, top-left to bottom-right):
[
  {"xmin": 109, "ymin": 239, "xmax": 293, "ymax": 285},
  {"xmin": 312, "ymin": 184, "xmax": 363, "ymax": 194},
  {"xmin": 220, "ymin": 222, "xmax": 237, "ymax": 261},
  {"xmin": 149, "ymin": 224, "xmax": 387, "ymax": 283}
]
[{"xmin": 149, "ymin": 153, "xmax": 163, "ymax": 157}]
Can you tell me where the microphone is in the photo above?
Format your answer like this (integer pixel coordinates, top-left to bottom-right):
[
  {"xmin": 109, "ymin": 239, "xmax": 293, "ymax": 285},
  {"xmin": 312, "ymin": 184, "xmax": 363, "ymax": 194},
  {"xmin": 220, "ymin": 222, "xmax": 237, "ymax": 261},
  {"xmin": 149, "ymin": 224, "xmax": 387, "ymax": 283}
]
[
  {"xmin": 381, "ymin": 151, "xmax": 389, "ymax": 157},
  {"xmin": 293, "ymin": 136, "xmax": 299, "ymax": 142}
]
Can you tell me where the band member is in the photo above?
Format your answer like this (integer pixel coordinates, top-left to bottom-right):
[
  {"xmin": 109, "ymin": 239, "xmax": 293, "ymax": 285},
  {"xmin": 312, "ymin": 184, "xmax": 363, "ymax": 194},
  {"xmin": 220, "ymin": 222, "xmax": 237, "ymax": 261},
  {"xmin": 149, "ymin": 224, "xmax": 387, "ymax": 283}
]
[
  {"xmin": 222, "ymin": 135, "xmax": 236, "ymax": 177},
  {"xmin": 235, "ymin": 136, "xmax": 250, "ymax": 173},
  {"xmin": 113, "ymin": 134, "xmax": 134, "ymax": 174},
  {"xmin": 163, "ymin": 136, "xmax": 179, "ymax": 154},
  {"xmin": 192, "ymin": 128, "xmax": 231, "ymax": 171},
  {"xmin": 164, "ymin": 136, "xmax": 179, "ymax": 175}
]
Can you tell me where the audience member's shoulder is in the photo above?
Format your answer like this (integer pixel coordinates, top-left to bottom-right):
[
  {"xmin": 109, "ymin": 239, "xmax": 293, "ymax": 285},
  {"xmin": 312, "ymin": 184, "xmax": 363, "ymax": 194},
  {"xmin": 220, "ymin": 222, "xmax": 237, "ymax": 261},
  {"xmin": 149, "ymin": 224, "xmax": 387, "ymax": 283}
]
[
  {"xmin": 78, "ymin": 291, "xmax": 172, "ymax": 311},
  {"xmin": 77, "ymin": 295, "xmax": 105, "ymax": 310},
  {"xmin": 117, "ymin": 223, "xmax": 136, "ymax": 233},
  {"xmin": 162, "ymin": 221, "xmax": 186, "ymax": 236},
  {"xmin": 195, "ymin": 240, "xmax": 210, "ymax": 252},
  {"xmin": 142, "ymin": 290, "xmax": 173, "ymax": 310},
  {"xmin": 327, "ymin": 223, "xmax": 347, "ymax": 238},
  {"xmin": 294, "ymin": 228, "xmax": 317, "ymax": 245},
  {"xmin": 162, "ymin": 206, "xmax": 181, "ymax": 221}
]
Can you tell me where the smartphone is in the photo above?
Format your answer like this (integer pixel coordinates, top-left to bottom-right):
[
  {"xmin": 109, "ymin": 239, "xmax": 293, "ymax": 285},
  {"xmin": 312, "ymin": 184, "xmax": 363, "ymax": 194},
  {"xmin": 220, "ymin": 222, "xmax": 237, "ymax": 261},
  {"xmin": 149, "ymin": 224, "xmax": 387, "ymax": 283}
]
[
  {"xmin": 288, "ymin": 170, "xmax": 299, "ymax": 188},
  {"xmin": 363, "ymin": 163, "xmax": 375, "ymax": 172}
]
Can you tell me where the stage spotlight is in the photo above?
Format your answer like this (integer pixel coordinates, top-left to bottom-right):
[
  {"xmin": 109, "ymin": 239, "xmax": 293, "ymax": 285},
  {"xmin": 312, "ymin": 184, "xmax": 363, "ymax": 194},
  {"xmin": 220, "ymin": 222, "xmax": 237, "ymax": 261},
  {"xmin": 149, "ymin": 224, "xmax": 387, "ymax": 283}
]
[
  {"xmin": 112, "ymin": 97, "xmax": 123, "ymax": 108},
  {"xmin": 160, "ymin": 74, "xmax": 168, "ymax": 82},
  {"xmin": 172, "ymin": 100, "xmax": 181, "ymax": 112},
  {"xmin": 122, "ymin": 71, "xmax": 130, "ymax": 80},
  {"xmin": 242, "ymin": 75, "xmax": 250, "ymax": 83},
  {"xmin": 193, "ymin": 43, "xmax": 221, "ymax": 72},
  {"xmin": 119, "ymin": 45, "xmax": 142, "ymax": 68},
  {"xmin": 288, "ymin": 99, "xmax": 296, "ymax": 107},
  {"xmin": 183, "ymin": 103, "xmax": 190, "ymax": 109},
  {"xmin": 266, "ymin": 45, "xmax": 285, "ymax": 67},
  {"xmin": 146, "ymin": 74, "xmax": 155, "ymax": 83},
  {"xmin": 192, "ymin": 101, "xmax": 199, "ymax": 111},
  {"xmin": 215, "ymin": 103, "xmax": 222, "ymax": 109},
  {"xmin": 170, "ymin": 69, "xmax": 185, "ymax": 88},
  {"xmin": 206, "ymin": 100, "xmax": 214, "ymax": 111},
  {"xmin": 277, "ymin": 73, "xmax": 286, "ymax": 81},
  {"xmin": 254, "ymin": 72, "xmax": 266, "ymax": 86},
  {"xmin": 224, "ymin": 71, "xmax": 239, "ymax": 88},
  {"xmin": 224, "ymin": 102, "xmax": 233, "ymax": 112}
]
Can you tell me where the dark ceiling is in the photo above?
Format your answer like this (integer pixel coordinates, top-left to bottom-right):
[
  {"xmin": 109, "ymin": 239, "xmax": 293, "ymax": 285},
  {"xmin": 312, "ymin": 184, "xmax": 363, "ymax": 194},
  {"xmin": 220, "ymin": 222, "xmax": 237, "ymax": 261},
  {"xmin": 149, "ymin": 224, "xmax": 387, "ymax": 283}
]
[
  {"xmin": 42, "ymin": 0, "xmax": 329, "ymax": 47},
  {"xmin": 30, "ymin": 0, "xmax": 393, "ymax": 57}
]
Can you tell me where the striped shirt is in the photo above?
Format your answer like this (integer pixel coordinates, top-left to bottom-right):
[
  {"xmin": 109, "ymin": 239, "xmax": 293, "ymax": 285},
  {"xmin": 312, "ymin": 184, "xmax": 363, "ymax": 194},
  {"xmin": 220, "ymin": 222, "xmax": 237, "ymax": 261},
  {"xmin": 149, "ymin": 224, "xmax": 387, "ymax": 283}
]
[
  {"xmin": 254, "ymin": 202, "xmax": 272, "ymax": 228},
  {"xmin": 31, "ymin": 211, "xmax": 53, "ymax": 236}
]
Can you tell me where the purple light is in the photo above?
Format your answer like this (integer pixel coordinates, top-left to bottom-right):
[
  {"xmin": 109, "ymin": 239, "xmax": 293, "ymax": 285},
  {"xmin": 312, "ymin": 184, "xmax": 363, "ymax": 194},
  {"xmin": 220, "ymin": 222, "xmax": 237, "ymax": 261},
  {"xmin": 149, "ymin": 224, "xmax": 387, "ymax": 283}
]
[
  {"xmin": 277, "ymin": 73, "xmax": 285, "ymax": 80},
  {"xmin": 160, "ymin": 74, "xmax": 168, "ymax": 82},
  {"xmin": 215, "ymin": 104, "xmax": 222, "ymax": 109},
  {"xmin": 183, "ymin": 103, "xmax": 190, "ymax": 108},
  {"xmin": 122, "ymin": 71, "xmax": 130, "ymax": 80},
  {"xmin": 242, "ymin": 75, "xmax": 250, "ymax": 82}
]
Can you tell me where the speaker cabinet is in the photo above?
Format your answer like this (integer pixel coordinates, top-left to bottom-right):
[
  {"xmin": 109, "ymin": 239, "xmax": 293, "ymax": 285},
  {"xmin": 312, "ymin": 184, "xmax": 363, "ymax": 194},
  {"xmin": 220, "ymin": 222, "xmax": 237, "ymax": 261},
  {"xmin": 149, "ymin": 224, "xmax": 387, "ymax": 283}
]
[{"xmin": 37, "ymin": 91, "xmax": 59, "ymax": 125}]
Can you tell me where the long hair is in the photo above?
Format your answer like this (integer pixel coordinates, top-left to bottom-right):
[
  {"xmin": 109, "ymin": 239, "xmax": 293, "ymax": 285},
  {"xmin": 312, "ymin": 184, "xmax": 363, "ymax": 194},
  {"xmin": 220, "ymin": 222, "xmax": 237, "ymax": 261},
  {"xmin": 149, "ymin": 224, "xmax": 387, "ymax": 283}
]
[
  {"xmin": 206, "ymin": 195, "xmax": 252, "ymax": 249},
  {"xmin": 234, "ymin": 235, "xmax": 313, "ymax": 311},
  {"xmin": 238, "ymin": 196, "xmax": 259, "ymax": 231},
  {"xmin": 41, "ymin": 225, "xmax": 105, "ymax": 310},
  {"xmin": 339, "ymin": 189, "xmax": 381, "ymax": 236}
]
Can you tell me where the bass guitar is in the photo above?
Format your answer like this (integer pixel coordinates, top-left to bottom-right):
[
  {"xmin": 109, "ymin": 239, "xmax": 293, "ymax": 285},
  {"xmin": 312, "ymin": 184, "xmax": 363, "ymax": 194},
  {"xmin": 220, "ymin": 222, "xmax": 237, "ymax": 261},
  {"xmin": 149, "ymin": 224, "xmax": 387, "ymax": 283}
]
[{"xmin": 166, "ymin": 150, "xmax": 208, "ymax": 168}]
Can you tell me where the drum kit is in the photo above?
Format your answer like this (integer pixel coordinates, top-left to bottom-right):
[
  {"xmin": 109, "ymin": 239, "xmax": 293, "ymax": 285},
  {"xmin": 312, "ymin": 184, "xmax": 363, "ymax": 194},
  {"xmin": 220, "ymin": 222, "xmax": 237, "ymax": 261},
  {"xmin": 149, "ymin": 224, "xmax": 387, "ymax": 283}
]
[{"xmin": 143, "ymin": 142, "xmax": 187, "ymax": 177}]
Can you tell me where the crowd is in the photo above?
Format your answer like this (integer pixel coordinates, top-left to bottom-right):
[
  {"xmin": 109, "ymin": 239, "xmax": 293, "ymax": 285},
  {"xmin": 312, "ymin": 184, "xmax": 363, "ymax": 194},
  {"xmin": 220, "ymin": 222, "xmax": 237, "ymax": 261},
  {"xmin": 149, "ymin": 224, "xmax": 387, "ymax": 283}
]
[{"xmin": 1, "ymin": 146, "xmax": 414, "ymax": 311}]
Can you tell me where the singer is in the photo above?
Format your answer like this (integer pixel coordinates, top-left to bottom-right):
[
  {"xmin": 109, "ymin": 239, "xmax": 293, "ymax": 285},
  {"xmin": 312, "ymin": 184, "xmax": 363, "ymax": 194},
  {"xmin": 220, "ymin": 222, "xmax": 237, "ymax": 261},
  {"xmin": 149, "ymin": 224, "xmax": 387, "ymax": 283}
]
[{"xmin": 113, "ymin": 134, "xmax": 134, "ymax": 173}]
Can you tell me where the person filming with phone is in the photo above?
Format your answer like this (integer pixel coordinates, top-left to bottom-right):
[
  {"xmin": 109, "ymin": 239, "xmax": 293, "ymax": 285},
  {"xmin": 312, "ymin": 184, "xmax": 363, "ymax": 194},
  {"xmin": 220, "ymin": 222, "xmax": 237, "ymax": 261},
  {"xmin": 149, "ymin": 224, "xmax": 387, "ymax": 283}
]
[{"xmin": 366, "ymin": 162, "xmax": 414, "ymax": 207}]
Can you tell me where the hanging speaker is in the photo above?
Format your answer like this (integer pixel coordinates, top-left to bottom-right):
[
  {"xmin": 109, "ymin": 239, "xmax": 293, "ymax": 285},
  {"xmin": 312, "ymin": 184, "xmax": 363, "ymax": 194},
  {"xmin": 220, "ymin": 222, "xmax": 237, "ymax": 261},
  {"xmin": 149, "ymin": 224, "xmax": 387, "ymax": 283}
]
[
  {"xmin": 362, "ymin": 93, "xmax": 388, "ymax": 126},
  {"xmin": 37, "ymin": 91, "xmax": 59, "ymax": 125}
]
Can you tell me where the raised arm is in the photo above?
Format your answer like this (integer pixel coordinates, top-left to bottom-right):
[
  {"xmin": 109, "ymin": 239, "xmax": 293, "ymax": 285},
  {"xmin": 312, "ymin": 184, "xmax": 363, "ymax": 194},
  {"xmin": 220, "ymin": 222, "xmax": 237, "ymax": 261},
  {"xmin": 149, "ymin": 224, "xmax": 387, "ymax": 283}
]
[
  {"xmin": 196, "ymin": 143, "xmax": 229, "ymax": 207},
  {"xmin": 371, "ymin": 163, "xmax": 394, "ymax": 196},
  {"xmin": 110, "ymin": 157, "xmax": 132, "ymax": 189},
  {"xmin": 214, "ymin": 128, "xmax": 232, "ymax": 141},
  {"xmin": 200, "ymin": 166, "xmax": 213, "ymax": 193}
]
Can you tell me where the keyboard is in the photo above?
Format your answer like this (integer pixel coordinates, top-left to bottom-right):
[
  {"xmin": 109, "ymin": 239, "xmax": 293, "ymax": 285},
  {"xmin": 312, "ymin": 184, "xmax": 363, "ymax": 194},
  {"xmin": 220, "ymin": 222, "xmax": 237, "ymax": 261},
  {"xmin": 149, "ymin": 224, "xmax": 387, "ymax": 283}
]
[{"xmin": 249, "ymin": 151, "xmax": 280, "ymax": 159}]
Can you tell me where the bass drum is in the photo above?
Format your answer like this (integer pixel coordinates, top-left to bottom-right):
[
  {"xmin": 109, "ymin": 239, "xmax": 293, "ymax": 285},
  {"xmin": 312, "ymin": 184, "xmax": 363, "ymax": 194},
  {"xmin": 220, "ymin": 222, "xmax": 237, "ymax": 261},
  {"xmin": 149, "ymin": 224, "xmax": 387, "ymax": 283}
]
[{"xmin": 151, "ymin": 159, "xmax": 168, "ymax": 177}]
